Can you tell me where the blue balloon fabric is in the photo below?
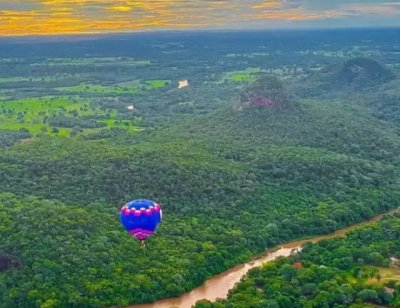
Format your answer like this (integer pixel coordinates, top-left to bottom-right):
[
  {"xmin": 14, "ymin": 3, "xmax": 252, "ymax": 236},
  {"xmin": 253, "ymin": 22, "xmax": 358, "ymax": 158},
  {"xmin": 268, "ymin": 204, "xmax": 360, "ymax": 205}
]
[{"xmin": 120, "ymin": 199, "xmax": 162, "ymax": 241}]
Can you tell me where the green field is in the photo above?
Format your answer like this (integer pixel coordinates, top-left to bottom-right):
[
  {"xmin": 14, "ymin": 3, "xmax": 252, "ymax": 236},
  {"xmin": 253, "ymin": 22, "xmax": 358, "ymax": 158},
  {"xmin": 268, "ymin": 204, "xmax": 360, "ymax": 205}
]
[
  {"xmin": 217, "ymin": 67, "xmax": 264, "ymax": 83},
  {"xmin": 58, "ymin": 79, "xmax": 170, "ymax": 95},
  {"xmin": 0, "ymin": 74, "xmax": 84, "ymax": 84},
  {"xmin": 368, "ymin": 266, "xmax": 400, "ymax": 285},
  {"xmin": 144, "ymin": 79, "xmax": 171, "ymax": 89},
  {"xmin": 58, "ymin": 84, "xmax": 139, "ymax": 95},
  {"xmin": 0, "ymin": 97, "xmax": 138, "ymax": 137}
]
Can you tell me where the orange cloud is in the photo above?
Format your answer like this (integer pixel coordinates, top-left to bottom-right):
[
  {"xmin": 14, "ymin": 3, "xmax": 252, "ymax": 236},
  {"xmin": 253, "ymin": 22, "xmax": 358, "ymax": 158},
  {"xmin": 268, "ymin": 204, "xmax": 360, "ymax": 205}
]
[
  {"xmin": 0, "ymin": 0, "xmax": 231, "ymax": 35},
  {"xmin": 107, "ymin": 6, "xmax": 133, "ymax": 12},
  {"xmin": 0, "ymin": 0, "xmax": 400, "ymax": 36},
  {"xmin": 251, "ymin": 1, "xmax": 280, "ymax": 10}
]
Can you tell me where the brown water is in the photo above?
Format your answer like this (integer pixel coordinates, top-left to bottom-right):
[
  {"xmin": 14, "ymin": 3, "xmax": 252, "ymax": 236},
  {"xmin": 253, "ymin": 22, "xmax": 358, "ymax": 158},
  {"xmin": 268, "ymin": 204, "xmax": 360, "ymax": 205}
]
[{"xmin": 129, "ymin": 209, "xmax": 399, "ymax": 308}]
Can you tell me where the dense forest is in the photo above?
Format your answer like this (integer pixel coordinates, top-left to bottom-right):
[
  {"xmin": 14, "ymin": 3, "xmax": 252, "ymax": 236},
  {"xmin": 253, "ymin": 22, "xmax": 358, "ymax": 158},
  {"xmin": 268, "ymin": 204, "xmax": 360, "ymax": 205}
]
[
  {"xmin": 1, "ymin": 29, "xmax": 400, "ymax": 307},
  {"xmin": 201, "ymin": 214, "xmax": 400, "ymax": 307}
]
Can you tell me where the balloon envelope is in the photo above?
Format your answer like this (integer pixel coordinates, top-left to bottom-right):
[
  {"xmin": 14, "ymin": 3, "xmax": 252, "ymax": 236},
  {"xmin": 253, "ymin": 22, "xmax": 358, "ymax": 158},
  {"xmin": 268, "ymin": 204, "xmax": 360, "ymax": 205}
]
[{"xmin": 120, "ymin": 199, "xmax": 162, "ymax": 241}]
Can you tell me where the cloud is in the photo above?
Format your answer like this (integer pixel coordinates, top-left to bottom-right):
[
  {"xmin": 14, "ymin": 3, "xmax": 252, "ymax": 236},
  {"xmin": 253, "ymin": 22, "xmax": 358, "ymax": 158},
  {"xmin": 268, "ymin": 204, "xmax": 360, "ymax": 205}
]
[
  {"xmin": 0, "ymin": 0, "xmax": 399, "ymax": 36},
  {"xmin": 339, "ymin": 3, "xmax": 400, "ymax": 16}
]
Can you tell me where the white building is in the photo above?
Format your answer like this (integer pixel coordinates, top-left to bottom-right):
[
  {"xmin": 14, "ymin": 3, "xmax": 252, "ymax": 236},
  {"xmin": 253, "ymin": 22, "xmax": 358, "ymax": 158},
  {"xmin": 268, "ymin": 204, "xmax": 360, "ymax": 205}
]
[{"xmin": 178, "ymin": 80, "xmax": 189, "ymax": 89}]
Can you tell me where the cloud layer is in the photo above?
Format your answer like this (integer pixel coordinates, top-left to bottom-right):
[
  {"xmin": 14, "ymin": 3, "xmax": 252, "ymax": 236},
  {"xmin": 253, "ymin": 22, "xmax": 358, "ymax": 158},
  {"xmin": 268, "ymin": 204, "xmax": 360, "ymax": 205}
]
[{"xmin": 0, "ymin": 0, "xmax": 400, "ymax": 36}]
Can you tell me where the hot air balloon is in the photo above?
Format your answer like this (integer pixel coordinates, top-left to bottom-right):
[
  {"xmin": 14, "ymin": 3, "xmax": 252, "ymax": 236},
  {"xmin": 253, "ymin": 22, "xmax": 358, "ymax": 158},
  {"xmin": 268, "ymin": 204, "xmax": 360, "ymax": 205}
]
[{"xmin": 119, "ymin": 199, "xmax": 162, "ymax": 247}]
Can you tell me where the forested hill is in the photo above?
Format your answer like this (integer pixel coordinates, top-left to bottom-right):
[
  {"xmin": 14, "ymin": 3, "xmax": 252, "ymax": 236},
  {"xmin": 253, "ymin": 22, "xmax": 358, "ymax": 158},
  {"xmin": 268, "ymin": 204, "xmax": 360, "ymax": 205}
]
[
  {"xmin": 296, "ymin": 57, "xmax": 400, "ymax": 125},
  {"xmin": 1, "ymin": 30, "xmax": 400, "ymax": 307}
]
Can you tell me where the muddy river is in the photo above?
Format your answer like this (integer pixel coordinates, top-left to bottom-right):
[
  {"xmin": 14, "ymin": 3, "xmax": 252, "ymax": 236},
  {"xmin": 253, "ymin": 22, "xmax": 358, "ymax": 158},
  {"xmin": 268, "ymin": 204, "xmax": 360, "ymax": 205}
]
[{"xmin": 129, "ymin": 209, "xmax": 399, "ymax": 308}]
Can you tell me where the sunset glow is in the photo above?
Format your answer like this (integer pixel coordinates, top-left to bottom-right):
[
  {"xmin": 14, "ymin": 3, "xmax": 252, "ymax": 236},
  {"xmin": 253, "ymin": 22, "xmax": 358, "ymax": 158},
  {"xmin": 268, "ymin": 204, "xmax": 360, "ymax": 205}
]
[{"xmin": 0, "ymin": 1, "xmax": 399, "ymax": 36}]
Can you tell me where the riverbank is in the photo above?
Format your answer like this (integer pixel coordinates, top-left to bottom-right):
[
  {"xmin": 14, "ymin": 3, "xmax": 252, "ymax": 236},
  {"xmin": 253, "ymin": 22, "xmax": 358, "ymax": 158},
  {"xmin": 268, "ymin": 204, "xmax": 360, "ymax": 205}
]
[{"xmin": 128, "ymin": 208, "xmax": 400, "ymax": 308}]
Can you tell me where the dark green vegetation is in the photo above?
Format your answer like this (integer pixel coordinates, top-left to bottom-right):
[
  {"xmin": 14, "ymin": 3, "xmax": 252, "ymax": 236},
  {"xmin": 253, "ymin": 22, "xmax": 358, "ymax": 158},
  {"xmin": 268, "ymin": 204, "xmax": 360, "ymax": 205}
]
[
  {"xmin": 0, "ymin": 130, "xmax": 31, "ymax": 148},
  {"xmin": 202, "ymin": 214, "xmax": 400, "ymax": 308},
  {"xmin": 305, "ymin": 57, "xmax": 396, "ymax": 91},
  {"xmin": 1, "ymin": 29, "xmax": 400, "ymax": 307}
]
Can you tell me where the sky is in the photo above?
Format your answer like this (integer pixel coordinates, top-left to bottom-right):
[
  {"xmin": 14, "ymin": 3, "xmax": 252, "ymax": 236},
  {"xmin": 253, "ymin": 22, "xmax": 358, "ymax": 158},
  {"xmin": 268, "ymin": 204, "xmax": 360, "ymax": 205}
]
[{"xmin": 0, "ymin": 0, "xmax": 400, "ymax": 36}]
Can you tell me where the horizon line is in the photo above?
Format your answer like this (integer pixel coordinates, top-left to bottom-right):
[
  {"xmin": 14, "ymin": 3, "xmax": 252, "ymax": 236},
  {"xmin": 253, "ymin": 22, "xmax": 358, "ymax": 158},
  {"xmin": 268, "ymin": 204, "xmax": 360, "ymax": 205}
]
[{"xmin": 1, "ymin": 25, "xmax": 399, "ymax": 41}]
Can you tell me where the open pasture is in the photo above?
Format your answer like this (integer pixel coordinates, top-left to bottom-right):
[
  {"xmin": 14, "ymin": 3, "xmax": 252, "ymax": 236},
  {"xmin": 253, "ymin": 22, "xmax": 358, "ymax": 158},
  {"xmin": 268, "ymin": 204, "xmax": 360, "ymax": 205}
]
[
  {"xmin": 0, "ymin": 96, "xmax": 137, "ymax": 137},
  {"xmin": 217, "ymin": 67, "xmax": 264, "ymax": 84}
]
